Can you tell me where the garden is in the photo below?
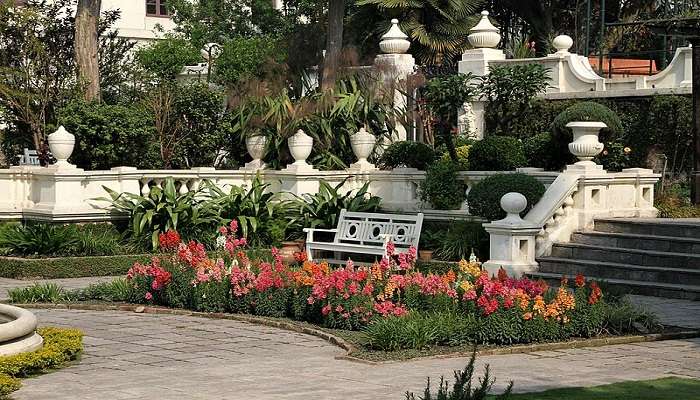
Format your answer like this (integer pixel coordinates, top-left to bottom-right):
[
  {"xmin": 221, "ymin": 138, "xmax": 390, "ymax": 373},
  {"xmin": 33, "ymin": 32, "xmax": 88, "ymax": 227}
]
[{"xmin": 8, "ymin": 219, "xmax": 663, "ymax": 362}]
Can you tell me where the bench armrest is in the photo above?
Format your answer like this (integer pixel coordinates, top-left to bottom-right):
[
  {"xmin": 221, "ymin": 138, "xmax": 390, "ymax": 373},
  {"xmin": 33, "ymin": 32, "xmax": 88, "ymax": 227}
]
[{"xmin": 304, "ymin": 228, "xmax": 338, "ymax": 243}]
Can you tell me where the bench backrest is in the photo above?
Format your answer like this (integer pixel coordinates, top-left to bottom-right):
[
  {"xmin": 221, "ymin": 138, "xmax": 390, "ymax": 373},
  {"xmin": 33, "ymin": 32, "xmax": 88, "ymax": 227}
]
[{"xmin": 334, "ymin": 209, "xmax": 423, "ymax": 251}]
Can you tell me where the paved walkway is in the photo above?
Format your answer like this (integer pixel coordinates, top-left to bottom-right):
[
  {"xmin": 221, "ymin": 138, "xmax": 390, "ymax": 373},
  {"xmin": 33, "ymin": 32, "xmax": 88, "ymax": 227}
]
[{"xmin": 14, "ymin": 309, "xmax": 700, "ymax": 400}]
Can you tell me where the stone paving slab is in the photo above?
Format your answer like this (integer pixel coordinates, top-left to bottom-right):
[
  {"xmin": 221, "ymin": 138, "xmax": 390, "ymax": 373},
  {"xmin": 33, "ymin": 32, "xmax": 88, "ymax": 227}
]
[
  {"xmin": 13, "ymin": 309, "xmax": 700, "ymax": 400},
  {"xmin": 628, "ymin": 294, "xmax": 700, "ymax": 329}
]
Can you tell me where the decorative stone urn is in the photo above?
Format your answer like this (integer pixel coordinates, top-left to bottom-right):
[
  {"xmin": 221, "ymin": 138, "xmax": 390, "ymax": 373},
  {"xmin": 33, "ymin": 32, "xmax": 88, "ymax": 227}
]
[
  {"xmin": 379, "ymin": 19, "xmax": 410, "ymax": 54},
  {"xmin": 287, "ymin": 129, "xmax": 314, "ymax": 167},
  {"xmin": 566, "ymin": 121, "xmax": 606, "ymax": 167},
  {"xmin": 349, "ymin": 127, "xmax": 377, "ymax": 171},
  {"xmin": 47, "ymin": 126, "xmax": 75, "ymax": 168},
  {"xmin": 468, "ymin": 11, "xmax": 500, "ymax": 49},
  {"xmin": 244, "ymin": 135, "xmax": 267, "ymax": 170}
]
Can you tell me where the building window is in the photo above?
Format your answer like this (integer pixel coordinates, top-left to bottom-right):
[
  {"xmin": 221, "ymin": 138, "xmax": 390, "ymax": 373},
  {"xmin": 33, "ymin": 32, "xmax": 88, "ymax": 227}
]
[{"xmin": 146, "ymin": 0, "xmax": 169, "ymax": 17}]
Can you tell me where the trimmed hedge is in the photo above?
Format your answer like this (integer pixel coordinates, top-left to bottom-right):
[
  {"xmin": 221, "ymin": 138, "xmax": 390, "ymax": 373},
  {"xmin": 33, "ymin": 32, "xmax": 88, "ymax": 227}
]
[
  {"xmin": 0, "ymin": 254, "xmax": 153, "ymax": 279},
  {"xmin": 467, "ymin": 173, "xmax": 546, "ymax": 221},
  {"xmin": 468, "ymin": 136, "xmax": 526, "ymax": 171},
  {"xmin": 0, "ymin": 327, "xmax": 84, "ymax": 396},
  {"xmin": 492, "ymin": 95, "xmax": 693, "ymax": 174}
]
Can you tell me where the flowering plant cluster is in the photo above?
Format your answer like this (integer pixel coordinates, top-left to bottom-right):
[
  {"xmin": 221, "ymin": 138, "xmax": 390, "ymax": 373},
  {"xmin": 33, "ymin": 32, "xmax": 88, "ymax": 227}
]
[{"xmin": 125, "ymin": 224, "xmax": 606, "ymax": 335}]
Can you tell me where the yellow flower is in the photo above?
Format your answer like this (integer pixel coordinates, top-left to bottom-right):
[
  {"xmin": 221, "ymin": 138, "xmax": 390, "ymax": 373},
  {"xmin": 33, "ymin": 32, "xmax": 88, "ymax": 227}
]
[
  {"xmin": 623, "ymin": 147, "xmax": 631, "ymax": 154},
  {"xmin": 458, "ymin": 259, "xmax": 481, "ymax": 277},
  {"xmin": 459, "ymin": 280, "xmax": 474, "ymax": 292}
]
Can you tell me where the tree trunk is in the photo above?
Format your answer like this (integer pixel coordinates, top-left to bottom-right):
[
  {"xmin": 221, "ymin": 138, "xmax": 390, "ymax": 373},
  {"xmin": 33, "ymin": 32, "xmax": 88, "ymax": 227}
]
[
  {"xmin": 75, "ymin": 0, "xmax": 101, "ymax": 102},
  {"xmin": 321, "ymin": 0, "xmax": 344, "ymax": 91}
]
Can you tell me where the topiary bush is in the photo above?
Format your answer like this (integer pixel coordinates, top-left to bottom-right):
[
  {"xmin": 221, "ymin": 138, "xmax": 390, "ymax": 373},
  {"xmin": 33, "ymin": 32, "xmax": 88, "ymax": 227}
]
[
  {"xmin": 467, "ymin": 173, "xmax": 545, "ymax": 221},
  {"xmin": 380, "ymin": 141, "xmax": 436, "ymax": 170},
  {"xmin": 468, "ymin": 136, "xmax": 526, "ymax": 171},
  {"xmin": 420, "ymin": 160, "xmax": 466, "ymax": 210},
  {"xmin": 552, "ymin": 101, "xmax": 623, "ymax": 144}
]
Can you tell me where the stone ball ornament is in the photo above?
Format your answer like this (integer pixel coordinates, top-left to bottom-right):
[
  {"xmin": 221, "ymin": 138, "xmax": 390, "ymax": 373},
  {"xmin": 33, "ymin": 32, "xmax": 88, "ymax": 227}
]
[
  {"xmin": 501, "ymin": 192, "xmax": 527, "ymax": 216},
  {"xmin": 552, "ymin": 35, "xmax": 574, "ymax": 54}
]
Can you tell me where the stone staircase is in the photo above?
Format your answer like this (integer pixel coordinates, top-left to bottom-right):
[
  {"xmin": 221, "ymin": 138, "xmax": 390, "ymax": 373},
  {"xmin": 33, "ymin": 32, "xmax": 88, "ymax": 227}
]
[{"xmin": 529, "ymin": 218, "xmax": 700, "ymax": 300}]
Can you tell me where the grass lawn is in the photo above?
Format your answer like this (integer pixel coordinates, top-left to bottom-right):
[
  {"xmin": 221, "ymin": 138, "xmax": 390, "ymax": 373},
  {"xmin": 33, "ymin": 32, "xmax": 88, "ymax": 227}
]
[{"xmin": 498, "ymin": 377, "xmax": 700, "ymax": 400}]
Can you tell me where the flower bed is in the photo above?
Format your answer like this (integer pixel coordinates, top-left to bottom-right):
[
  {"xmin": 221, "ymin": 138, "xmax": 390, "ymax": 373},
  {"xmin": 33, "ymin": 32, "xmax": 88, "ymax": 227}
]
[
  {"xmin": 121, "ymin": 221, "xmax": 647, "ymax": 349},
  {"xmin": 0, "ymin": 327, "xmax": 83, "ymax": 396}
]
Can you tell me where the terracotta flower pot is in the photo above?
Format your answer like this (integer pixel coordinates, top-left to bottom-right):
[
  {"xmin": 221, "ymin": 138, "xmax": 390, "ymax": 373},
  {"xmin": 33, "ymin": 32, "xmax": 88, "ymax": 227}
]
[{"xmin": 419, "ymin": 250, "xmax": 434, "ymax": 262}]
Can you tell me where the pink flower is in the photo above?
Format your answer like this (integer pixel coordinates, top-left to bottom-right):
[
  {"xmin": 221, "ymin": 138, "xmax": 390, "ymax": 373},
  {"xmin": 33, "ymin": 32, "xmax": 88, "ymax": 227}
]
[{"xmin": 144, "ymin": 292, "xmax": 153, "ymax": 301}]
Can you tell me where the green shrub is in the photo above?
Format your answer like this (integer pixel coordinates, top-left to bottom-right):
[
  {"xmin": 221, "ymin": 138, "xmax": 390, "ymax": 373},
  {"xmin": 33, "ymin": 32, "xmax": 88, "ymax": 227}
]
[
  {"xmin": 172, "ymin": 83, "xmax": 228, "ymax": 168},
  {"xmin": 0, "ymin": 327, "xmax": 82, "ymax": 378},
  {"xmin": 420, "ymin": 160, "xmax": 466, "ymax": 210},
  {"xmin": 69, "ymin": 278, "xmax": 132, "ymax": 302},
  {"xmin": 214, "ymin": 36, "xmax": 282, "ymax": 86},
  {"xmin": 0, "ymin": 222, "xmax": 128, "ymax": 258},
  {"xmin": 441, "ymin": 145, "xmax": 471, "ymax": 170},
  {"xmin": 57, "ymin": 101, "xmax": 160, "ymax": 170},
  {"xmin": 491, "ymin": 96, "xmax": 693, "ymax": 176},
  {"xmin": 523, "ymin": 132, "xmax": 566, "ymax": 171},
  {"xmin": 467, "ymin": 174, "xmax": 545, "ymax": 221},
  {"xmin": 552, "ymin": 101, "xmax": 623, "ymax": 144},
  {"xmin": 0, "ymin": 373, "xmax": 21, "ymax": 397},
  {"xmin": 0, "ymin": 326, "xmax": 83, "ymax": 396},
  {"xmin": 9, "ymin": 283, "xmax": 66, "ymax": 303},
  {"xmin": 468, "ymin": 136, "xmax": 526, "ymax": 171},
  {"xmin": 206, "ymin": 175, "xmax": 297, "ymax": 246},
  {"xmin": 379, "ymin": 141, "xmax": 436, "ymax": 170},
  {"xmin": 435, "ymin": 221, "xmax": 488, "ymax": 261},
  {"xmin": 406, "ymin": 349, "xmax": 513, "ymax": 400},
  {"xmin": 100, "ymin": 178, "xmax": 221, "ymax": 249},
  {"xmin": 0, "ymin": 223, "xmax": 78, "ymax": 257},
  {"xmin": 480, "ymin": 63, "xmax": 549, "ymax": 136},
  {"xmin": 293, "ymin": 179, "xmax": 381, "ymax": 232},
  {"xmin": 602, "ymin": 299, "xmax": 661, "ymax": 335},
  {"xmin": 0, "ymin": 253, "xmax": 151, "ymax": 279},
  {"xmin": 136, "ymin": 36, "xmax": 201, "ymax": 81}
]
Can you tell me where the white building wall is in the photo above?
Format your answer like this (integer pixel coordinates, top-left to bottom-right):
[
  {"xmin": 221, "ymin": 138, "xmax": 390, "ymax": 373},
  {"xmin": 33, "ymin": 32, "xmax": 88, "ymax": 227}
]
[{"xmin": 102, "ymin": 0, "xmax": 176, "ymax": 44}]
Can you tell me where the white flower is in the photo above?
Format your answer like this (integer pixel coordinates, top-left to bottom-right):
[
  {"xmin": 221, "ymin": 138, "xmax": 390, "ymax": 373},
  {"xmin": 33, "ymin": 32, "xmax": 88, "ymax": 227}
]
[
  {"xmin": 216, "ymin": 235, "xmax": 226, "ymax": 248},
  {"xmin": 202, "ymin": 293, "xmax": 207, "ymax": 299}
]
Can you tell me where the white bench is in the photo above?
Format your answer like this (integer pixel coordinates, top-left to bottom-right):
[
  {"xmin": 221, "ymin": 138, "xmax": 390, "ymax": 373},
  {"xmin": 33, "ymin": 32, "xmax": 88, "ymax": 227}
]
[{"xmin": 304, "ymin": 209, "xmax": 424, "ymax": 264}]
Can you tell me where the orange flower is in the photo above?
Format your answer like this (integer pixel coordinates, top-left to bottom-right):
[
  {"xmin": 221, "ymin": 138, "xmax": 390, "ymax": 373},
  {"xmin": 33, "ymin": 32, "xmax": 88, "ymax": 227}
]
[
  {"xmin": 588, "ymin": 281, "xmax": 603, "ymax": 304},
  {"xmin": 523, "ymin": 312, "xmax": 533, "ymax": 320},
  {"xmin": 371, "ymin": 262, "xmax": 384, "ymax": 281},
  {"xmin": 560, "ymin": 275, "xmax": 569, "ymax": 287},
  {"xmin": 533, "ymin": 295, "xmax": 545, "ymax": 315},
  {"xmin": 442, "ymin": 269, "xmax": 456, "ymax": 284}
]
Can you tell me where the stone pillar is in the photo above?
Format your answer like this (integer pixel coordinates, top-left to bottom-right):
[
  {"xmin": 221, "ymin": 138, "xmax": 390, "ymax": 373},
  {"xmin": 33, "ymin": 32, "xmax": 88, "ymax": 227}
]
[
  {"xmin": 457, "ymin": 11, "xmax": 505, "ymax": 139},
  {"xmin": 373, "ymin": 19, "xmax": 415, "ymax": 142},
  {"xmin": 482, "ymin": 192, "xmax": 541, "ymax": 277}
]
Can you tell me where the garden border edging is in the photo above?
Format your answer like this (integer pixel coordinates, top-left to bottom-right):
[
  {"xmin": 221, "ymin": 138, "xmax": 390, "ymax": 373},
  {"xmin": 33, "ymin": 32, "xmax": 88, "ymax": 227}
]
[{"xmin": 15, "ymin": 303, "xmax": 700, "ymax": 365}]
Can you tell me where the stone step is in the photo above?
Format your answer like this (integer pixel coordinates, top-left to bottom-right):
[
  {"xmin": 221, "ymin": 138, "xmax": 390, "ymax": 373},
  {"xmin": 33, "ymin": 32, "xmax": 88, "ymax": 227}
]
[
  {"xmin": 594, "ymin": 218, "xmax": 700, "ymax": 238},
  {"xmin": 528, "ymin": 271, "xmax": 700, "ymax": 301},
  {"xmin": 536, "ymin": 257, "xmax": 700, "ymax": 286},
  {"xmin": 571, "ymin": 231, "xmax": 700, "ymax": 254},
  {"xmin": 550, "ymin": 243, "xmax": 700, "ymax": 269}
]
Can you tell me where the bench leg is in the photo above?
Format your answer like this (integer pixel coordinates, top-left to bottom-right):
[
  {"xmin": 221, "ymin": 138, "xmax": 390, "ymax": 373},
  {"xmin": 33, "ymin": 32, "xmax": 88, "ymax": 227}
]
[{"xmin": 306, "ymin": 246, "xmax": 313, "ymax": 261}]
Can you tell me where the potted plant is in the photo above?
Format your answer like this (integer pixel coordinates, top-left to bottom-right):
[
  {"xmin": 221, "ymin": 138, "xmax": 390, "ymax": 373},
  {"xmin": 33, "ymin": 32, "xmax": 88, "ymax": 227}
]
[{"xmin": 418, "ymin": 230, "xmax": 442, "ymax": 262}]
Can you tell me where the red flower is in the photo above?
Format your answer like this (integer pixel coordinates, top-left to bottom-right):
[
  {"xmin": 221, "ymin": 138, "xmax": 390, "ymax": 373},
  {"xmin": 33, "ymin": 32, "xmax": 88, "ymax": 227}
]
[
  {"xmin": 497, "ymin": 267, "xmax": 508, "ymax": 282},
  {"xmin": 158, "ymin": 230, "xmax": 181, "ymax": 250},
  {"xmin": 575, "ymin": 273, "xmax": 586, "ymax": 288}
]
